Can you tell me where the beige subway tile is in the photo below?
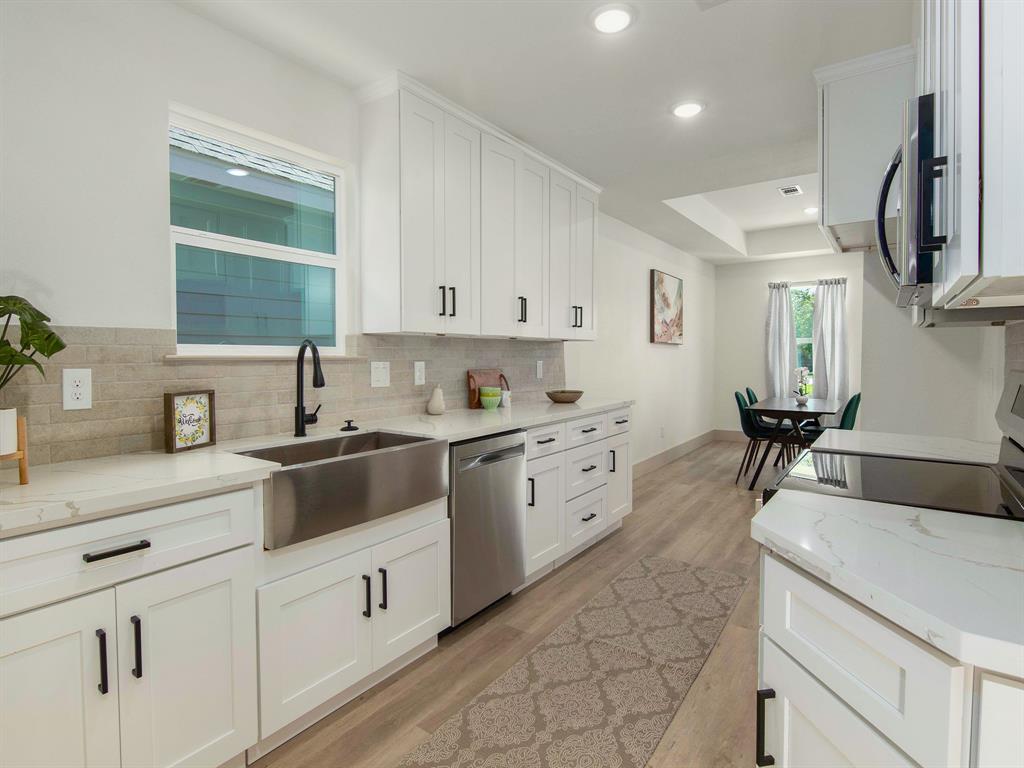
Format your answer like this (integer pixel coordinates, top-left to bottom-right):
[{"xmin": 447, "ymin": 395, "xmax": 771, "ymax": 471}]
[
  {"xmin": 50, "ymin": 438, "xmax": 122, "ymax": 464},
  {"xmin": 115, "ymin": 328, "xmax": 176, "ymax": 346},
  {"xmin": 87, "ymin": 345, "xmax": 154, "ymax": 364}
]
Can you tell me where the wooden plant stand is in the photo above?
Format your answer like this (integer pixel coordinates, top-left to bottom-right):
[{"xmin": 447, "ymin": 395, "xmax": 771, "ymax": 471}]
[{"xmin": 0, "ymin": 416, "xmax": 29, "ymax": 485}]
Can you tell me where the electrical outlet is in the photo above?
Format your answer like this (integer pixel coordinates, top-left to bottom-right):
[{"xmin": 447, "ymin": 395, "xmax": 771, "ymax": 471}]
[
  {"xmin": 536, "ymin": 360, "xmax": 543, "ymax": 379},
  {"xmin": 370, "ymin": 361, "xmax": 390, "ymax": 388},
  {"xmin": 414, "ymin": 361, "xmax": 426, "ymax": 386},
  {"xmin": 62, "ymin": 368, "xmax": 93, "ymax": 410}
]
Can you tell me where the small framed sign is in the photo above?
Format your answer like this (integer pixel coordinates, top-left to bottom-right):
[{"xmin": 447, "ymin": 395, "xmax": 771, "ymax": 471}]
[{"xmin": 163, "ymin": 390, "xmax": 216, "ymax": 453}]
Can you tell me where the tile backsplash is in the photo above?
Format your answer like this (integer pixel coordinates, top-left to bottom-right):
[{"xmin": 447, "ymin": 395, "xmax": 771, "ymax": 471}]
[{"xmin": 0, "ymin": 328, "xmax": 565, "ymax": 465}]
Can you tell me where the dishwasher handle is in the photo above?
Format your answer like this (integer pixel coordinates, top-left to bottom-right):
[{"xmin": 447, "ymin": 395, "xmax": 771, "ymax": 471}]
[{"xmin": 458, "ymin": 443, "xmax": 525, "ymax": 472}]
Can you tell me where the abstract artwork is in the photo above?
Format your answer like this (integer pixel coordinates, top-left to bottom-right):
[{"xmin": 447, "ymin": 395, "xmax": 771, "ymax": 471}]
[{"xmin": 650, "ymin": 269, "xmax": 684, "ymax": 344}]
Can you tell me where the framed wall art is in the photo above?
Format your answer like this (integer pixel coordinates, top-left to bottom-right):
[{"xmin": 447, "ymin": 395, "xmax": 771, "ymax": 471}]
[
  {"xmin": 650, "ymin": 269, "xmax": 684, "ymax": 344},
  {"xmin": 163, "ymin": 389, "xmax": 216, "ymax": 453}
]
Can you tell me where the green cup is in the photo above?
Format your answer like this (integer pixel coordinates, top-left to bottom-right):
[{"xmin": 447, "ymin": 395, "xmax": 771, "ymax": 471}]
[
  {"xmin": 479, "ymin": 386, "xmax": 501, "ymax": 397},
  {"xmin": 480, "ymin": 394, "xmax": 501, "ymax": 410}
]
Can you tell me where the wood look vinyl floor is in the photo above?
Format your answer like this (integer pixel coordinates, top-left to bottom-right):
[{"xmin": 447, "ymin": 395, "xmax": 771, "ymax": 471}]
[{"xmin": 254, "ymin": 440, "xmax": 766, "ymax": 768}]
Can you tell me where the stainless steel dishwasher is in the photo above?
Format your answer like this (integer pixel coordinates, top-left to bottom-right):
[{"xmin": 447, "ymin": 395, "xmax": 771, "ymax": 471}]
[{"xmin": 449, "ymin": 430, "xmax": 527, "ymax": 625}]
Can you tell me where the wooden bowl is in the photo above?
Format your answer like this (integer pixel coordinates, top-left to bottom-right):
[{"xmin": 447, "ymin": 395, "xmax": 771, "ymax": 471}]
[{"xmin": 546, "ymin": 389, "xmax": 584, "ymax": 404}]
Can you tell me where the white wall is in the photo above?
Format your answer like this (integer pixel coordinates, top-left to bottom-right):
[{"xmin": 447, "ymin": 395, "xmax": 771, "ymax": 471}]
[
  {"xmin": 564, "ymin": 214, "xmax": 717, "ymax": 465},
  {"xmin": 0, "ymin": 0, "xmax": 360, "ymax": 330},
  {"xmin": 860, "ymin": 251, "xmax": 1004, "ymax": 441},
  {"xmin": 713, "ymin": 252, "xmax": 864, "ymax": 430}
]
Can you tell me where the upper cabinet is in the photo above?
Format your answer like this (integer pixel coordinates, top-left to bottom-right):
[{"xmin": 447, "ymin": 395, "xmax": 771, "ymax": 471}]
[
  {"xmin": 815, "ymin": 46, "xmax": 916, "ymax": 253},
  {"xmin": 361, "ymin": 75, "xmax": 600, "ymax": 340}
]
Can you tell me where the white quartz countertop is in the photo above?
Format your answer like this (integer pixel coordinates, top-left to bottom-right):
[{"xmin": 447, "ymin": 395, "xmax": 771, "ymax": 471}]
[
  {"xmin": 813, "ymin": 429, "xmax": 999, "ymax": 465},
  {"xmin": 0, "ymin": 451, "xmax": 277, "ymax": 540},
  {"xmin": 752, "ymin": 489, "xmax": 1024, "ymax": 677}
]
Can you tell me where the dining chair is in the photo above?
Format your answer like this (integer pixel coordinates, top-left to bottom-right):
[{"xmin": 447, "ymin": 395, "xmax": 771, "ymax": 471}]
[
  {"xmin": 745, "ymin": 387, "xmax": 778, "ymax": 430},
  {"xmin": 734, "ymin": 392, "xmax": 772, "ymax": 484},
  {"xmin": 802, "ymin": 393, "xmax": 861, "ymax": 441}
]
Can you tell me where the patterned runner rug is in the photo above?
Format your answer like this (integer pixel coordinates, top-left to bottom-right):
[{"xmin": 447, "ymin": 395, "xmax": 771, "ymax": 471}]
[{"xmin": 399, "ymin": 556, "xmax": 747, "ymax": 768}]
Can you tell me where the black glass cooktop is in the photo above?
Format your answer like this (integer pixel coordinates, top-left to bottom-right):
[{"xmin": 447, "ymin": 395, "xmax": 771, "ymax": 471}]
[{"xmin": 766, "ymin": 450, "xmax": 1024, "ymax": 520}]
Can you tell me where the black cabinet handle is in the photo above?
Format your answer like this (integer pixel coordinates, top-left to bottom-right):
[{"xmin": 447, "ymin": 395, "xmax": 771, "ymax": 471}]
[
  {"xmin": 581, "ymin": 427, "xmax": 597, "ymax": 434},
  {"xmin": 536, "ymin": 437, "xmax": 556, "ymax": 445},
  {"xmin": 582, "ymin": 464, "xmax": 597, "ymax": 473},
  {"xmin": 577, "ymin": 305, "xmax": 583, "ymax": 328},
  {"xmin": 83, "ymin": 539, "xmax": 151, "ymax": 563},
  {"xmin": 756, "ymin": 688, "xmax": 776, "ymax": 766},
  {"xmin": 523, "ymin": 297, "xmax": 528, "ymax": 323},
  {"xmin": 517, "ymin": 296, "xmax": 526, "ymax": 322},
  {"xmin": 527, "ymin": 477, "xmax": 535, "ymax": 507},
  {"xmin": 610, "ymin": 449, "xmax": 616, "ymax": 473},
  {"xmin": 615, "ymin": 419, "xmax": 629, "ymax": 425},
  {"xmin": 439, "ymin": 286, "xmax": 447, "ymax": 317},
  {"xmin": 96, "ymin": 629, "xmax": 109, "ymax": 694},
  {"xmin": 362, "ymin": 574, "xmax": 372, "ymax": 618},
  {"xmin": 378, "ymin": 568, "xmax": 388, "ymax": 610},
  {"xmin": 130, "ymin": 615, "xmax": 143, "ymax": 679},
  {"xmin": 920, "ymin": 155, "xmax": 949, "ymax": 252},
  {"xmin": 581, "ymin": 512, "xmax": 597, "ymax": 522},
  {"xmin": 449, "ymin": 287, "xmax": 456, "ymax": 317}
]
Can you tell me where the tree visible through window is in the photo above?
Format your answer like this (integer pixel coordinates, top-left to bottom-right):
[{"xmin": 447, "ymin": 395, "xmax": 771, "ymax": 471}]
[{"xmin": 791, "ymin": 286, "xmax": 814, "ymax": 385}]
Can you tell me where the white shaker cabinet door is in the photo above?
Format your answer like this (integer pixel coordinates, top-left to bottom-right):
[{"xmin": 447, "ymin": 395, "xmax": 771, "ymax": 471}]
[
  {"xmin": 525, "ymin": 453, "xmax": 566, "ymax": 576},
  {"xmin": 400, "ymin": 89, "xmax": 445, "ymax": 334},
  {"xmin": 549, "ymin": 169, "xmax": 577, "ymax": 340},
  {"xmin": 116, "ymin": 548, "xmax": 257, "ymax": 768},
  {"xmin": 443, "ymin": 113, "xmax": 481, "ymax": 336},
  {"xmin": 516, "ymin": 154, "xmax": 549, "ymax": 338},
  {"xmin": 370, "ymin": 519, "xmax": 451, "ymax": 670},
  {"xmin": 574, "ymin": 185, "xmax": 598, "ymax": 340},
  {"xmin": 481, "ymin": 133, "xmax": 523, "ymax": 337},
  {"xmin": 0, "ymin": 590, "xmax": 121, "ymax": 768},
  {"xmin": 257, "ymin": 548, "xmax": 373, "ymax": 737},
  {"xmin": 606, "ymin": 432, "xmax": 632, "ymax": 523}
]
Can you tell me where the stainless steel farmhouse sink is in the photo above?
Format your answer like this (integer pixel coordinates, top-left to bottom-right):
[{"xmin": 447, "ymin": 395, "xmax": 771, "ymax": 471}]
[{"xmin": 240, "ymin": 432, "xmax": 448, "ymax": 549}]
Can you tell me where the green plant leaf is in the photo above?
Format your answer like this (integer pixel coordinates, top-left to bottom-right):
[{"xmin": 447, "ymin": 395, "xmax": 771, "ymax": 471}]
[
  {"xmin": 0, "ymin": 340, "xmax": 43, "ymax": 377},
  {"xmin": 0, "ymin": 295, "xmax": 50, "ymax": 325},
  {"xmin": 20, "ymin": 323, "xmax": 66, "ymax": 358}
]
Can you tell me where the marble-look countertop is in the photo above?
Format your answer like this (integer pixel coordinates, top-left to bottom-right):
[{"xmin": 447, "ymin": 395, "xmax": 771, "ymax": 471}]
[
  {"xmin": 752, "ymin": 489, "xmax": 1024, "ymax": 678},
  {"xmin": 813, "ymin": 429, "xmax": 999, "ymax": 465},
  {"xmin": 0, "ymin": 451, "xmax": 277, "ymax": 540}
]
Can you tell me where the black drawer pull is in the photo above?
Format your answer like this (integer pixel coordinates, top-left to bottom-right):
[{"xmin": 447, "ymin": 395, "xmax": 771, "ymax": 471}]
[
  {"xmin": 96, "ymin": 629, "xmax": 109, "ymax": 694},
  {"xmin": 83, "ymin": 539, "xmax": 151, "ymax": 563},
  {"xmin": 610, "ymin": 449, "xmax": 616, "ymax": 473},
  {"xmin": 449, "ymin": 286, "xmax": 456, "ymax": 317},
  {"xmin": 362, "ymin": 574, "xmax": 372, "ymax": 618},
  {"xmin": 130, "ymin": 615, "xmax": 143, "ymax": 679},
  {"xmin": 581, "ymin": 464, "xmax": 597, "ymax": 473},
  {"xmin": 528, "ymin": 477, "xmax": 535, "ymax": 507},
  {"xmin": 581, "ymin": 427, "xmax": 598, "ymax": 434},
  {"xmin": 615, "ymin": 419, "xmax": 629, "ymax": 425},
  {"xmin": 581, "ymin": 513, "xmax": 597, "ymax": 522},
  {"xmin": 439, "ymin": 285, "xmax": 446, "ymax": 316},
  {"xmin": 536, "ymin": 437, "xmax": 556, "ymax": 445},
  {"xmin": 378, "ymin": 568, "xmax": 388, "ymax": 610},
  {"xmin": 756, "ymin": 688, "xmax": 776, "ymax": 766}
]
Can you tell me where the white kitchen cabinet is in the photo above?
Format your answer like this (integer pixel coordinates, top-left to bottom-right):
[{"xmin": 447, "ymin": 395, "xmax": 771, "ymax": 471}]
[
  {"xmin": 0, "ymin": 590, "xmax": 121, "ymax": 768},
  {"xmin": 565, "ymin": 440, "xmax": 609, "ymax": 501},
  {"xmin": 574, "ymin": 185, "xmax": 597, "ymax": 340},
  {"xmin": 443, "ymin": 113, "xmax": 482, "ymax": 335},
  {"xmin": 974, "ymin": 671, "xmax": 1024, "ymax": 767},
  {"xmin": 565, "ymin": 485, "xmax": 607, "ymax": 551},
  {"xmin": 814, "ymin": 46, "xmax": 915, "ymax": 252},
  {"xmin": 525, "ymin": 453, "xmax": 566, "ymax": 576},
  {"xmin": 370, "ymin": 519, "xmax": 451, "ymax": 670},
  {"xmin": 760, "ymin": 635, "xmax": 917, "ymax": 768},
  {"xmin": 116, "ymin": 547, "xmax": 257, "ymax": 768},
  {"xmin": 257, "ymin": 548, "xmax": 373, "ymax": 737},
  {"xmin": 517, "ymin": 154, "xmax": 549, "ymax": 337},
  {"xmin": 606, "ymin": 432, "xmax": 632, "ymax": 522},
  {"xmin": 549, "ymin": 170, "xmax": 597, "ymax": 341},
  {"xmin": 480, "ymin": 133, "xmax": 522, "ymax": 336}
]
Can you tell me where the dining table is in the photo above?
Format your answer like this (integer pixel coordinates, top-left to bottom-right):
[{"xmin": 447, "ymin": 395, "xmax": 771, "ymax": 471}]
[{"xmin": 745, "ymin": 396, "xmax": 842, "ymax": 490}]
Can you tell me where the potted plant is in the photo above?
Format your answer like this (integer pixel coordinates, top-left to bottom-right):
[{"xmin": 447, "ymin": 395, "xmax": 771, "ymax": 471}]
[
  {"xmin": 0, "ymin": 296, "xmax": 66, "ymax": 454},
  {"xmin": 793, "ymin": 367, "xmax": 811, "ymax": 406}
]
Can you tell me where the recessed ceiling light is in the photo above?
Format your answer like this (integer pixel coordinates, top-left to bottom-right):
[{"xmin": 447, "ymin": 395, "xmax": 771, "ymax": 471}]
[
  {"xmin": 672, "ymin": 102, "xmax": 704, "ymax": 119},
  {"xmin": 226, "ymin": 167, "xmax": 249, "ymax": 177},
  {"xmin": 592, "ymin": 4, "xmax": 633, "ymax": 34},
  {"xmin": 804, "ymin": 206, "xmax": 818, "ymax": 215}
]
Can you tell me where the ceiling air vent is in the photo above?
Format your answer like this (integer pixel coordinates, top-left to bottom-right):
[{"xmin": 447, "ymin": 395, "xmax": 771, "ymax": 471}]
[{"xmin": 777, "ymin": 184, "xmax": 804, "ymax": 197}]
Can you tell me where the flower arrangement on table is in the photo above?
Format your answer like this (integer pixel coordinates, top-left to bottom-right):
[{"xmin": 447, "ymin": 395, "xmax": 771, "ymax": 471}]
[{"xmin": 792, "ymin": 367, "xmax": 811, "ymax": 405}]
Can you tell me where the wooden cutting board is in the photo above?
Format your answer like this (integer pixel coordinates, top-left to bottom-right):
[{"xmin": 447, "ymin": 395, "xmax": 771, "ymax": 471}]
[{"xmin": 466, "ymin": 368, "xmax": 510, "ymax": 409}]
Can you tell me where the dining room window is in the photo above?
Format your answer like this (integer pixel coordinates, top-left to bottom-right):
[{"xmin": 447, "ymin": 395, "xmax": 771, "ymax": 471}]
[
  {"xmin": 169, "ymin": 123, "xmax": 342, "ymax": 351},
  {"xmin": 791, "ymin": 285, "xmax": 814, "ymax": 381}
]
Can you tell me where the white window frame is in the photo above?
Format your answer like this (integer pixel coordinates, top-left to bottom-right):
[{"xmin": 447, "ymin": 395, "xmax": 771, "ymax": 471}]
[
  {"xmin": 790, "ymin": 283, "xmax": 815, "ymax": 382},
  {"xmin": 168, "ymin": 106, "xmax": 347, "ymax": 357}
]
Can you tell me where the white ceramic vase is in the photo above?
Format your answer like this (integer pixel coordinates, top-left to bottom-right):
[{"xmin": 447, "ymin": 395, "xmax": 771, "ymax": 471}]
[
  {"xmin": 795, "ymin": 395, "xmax": 809, "ymax": 406},
  {"xmin": 0, "ymin": 408, "xmax": 17, "ymax": 455},
  {"xmin": 427, "ymin": 386, "xmax": 445, "ymax": 415}
]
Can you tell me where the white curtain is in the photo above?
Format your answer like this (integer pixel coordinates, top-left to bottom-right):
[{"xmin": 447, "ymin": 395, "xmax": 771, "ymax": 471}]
[
  {"xmin": 812, "ymin": 277, "xmax": 849, "ymax": 425},
  {"xmin": 766, "ymin": 282, "xmax": 797, "ymax": 399}
]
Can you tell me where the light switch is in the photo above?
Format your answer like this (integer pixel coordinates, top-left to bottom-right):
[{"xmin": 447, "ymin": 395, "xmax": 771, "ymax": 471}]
[
  {"xmin": 62, "ymin": 368, "xmax": 92, "ymax": 410},
  {"xmin": 536, "ymin": 360, "xmax": 543, "ymax": 380},
  {"xmin": 414, "ymin": 361, "xmax": 425, "ymax": 386},
  {"xmin": 370, "ymin": 361, "xmax": 390, "ymax": 388}
]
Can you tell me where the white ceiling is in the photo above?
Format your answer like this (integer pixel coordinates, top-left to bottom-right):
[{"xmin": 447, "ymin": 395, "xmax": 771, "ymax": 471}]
[
  {"xmin": 701, "ymin": 174, "xmax": 820, "ymax": 232},
  {"xmin": 179, "ymin": 0, "xmax": 913, "ymax": 261}
]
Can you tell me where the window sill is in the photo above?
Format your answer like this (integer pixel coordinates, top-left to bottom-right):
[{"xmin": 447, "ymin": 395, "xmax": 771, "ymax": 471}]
[{"xmin": 164, "ymin": 353, "xmax": 366, "ymax": 363}]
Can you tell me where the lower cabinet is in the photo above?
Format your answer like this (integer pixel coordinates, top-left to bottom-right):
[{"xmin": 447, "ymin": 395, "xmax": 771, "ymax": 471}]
[
  {"xmin": 524, "ymin": 453, "xmax": 566, "ymax": 576},
  {"xmin": 606, "ymin": 432, "xmax": 632, "ymax": 522},
  {"xmin": 0, "ymin": 547, "xmax": 257, "ymax": 768},
  {"xmin": 760, "ymin": 636, "xmax": 917, "ymax": 768},
  {"xmin": 257, "ymin": 519, "xmax": 451, "ymax": 737},
  {"xmin": 565, "ymin": 485, "xmax": 607, "ymax": 550}
]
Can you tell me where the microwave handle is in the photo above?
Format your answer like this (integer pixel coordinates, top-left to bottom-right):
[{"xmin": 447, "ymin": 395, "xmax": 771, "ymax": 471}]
[{"xmin": 876, "ymin": 144, "xmax": 902, "ymax": 289}]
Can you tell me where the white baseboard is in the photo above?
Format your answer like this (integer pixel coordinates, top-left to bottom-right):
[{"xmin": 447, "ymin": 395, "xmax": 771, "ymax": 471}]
[
  {"xmin": 711, "ymin": 429, "xmax": 747, "ymax": 443},
  {"xmin": 633, "ymin": 430, "xmax": 718, "ymax": 478}
]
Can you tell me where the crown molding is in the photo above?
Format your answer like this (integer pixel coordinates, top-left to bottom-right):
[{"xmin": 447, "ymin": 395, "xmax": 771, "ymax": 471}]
[{"xmin": 813, "ymin": 44, "xmax": 916, "ymax": 86}]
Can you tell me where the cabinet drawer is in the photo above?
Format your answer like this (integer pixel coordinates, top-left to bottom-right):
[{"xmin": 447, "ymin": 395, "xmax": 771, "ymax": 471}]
[
  {"xmin": 606, "ymin": 408, "xmax": 631, "ymax": 436},
  {"xmin": 526, "ymin": 422, "xmax": 566, "ymax": 459},
  {"xmin": 762, "ymin": 554, "xmax": 963, "ymax": 768},
  {"xmin": 565, "ymin": 485, "xmax": 606, "ymax": 550},
  {"xmin": 564, "ymin": 440, "xmax": 608, "ymax": 501},
  {"xmin": 565, "ymin": 413, "xmax": 607, "ymax": 449},
  {"xmin": 0, "ymin": 489, "xmax": 256, "ymax": 618}
]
